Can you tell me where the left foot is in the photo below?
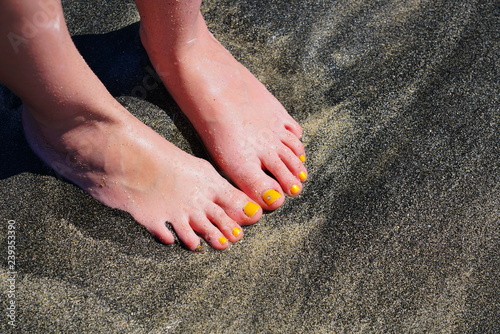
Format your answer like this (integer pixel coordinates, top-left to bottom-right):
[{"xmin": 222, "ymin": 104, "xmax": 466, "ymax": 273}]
[{"xmin": 140, "ymin": 12, "xmax": 308, "ymax": 210}]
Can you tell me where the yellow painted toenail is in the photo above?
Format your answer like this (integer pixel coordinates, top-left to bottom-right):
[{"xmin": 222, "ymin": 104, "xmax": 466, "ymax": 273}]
[
  {"xmin": 262, "ymin": 189, "xmax": 282, "ymax": 206},
  {"xmin": 299, "ymin": 155, "xmax": 306, "ymax": 163},
  {"xmin": 219, "ymin": 236, "xmax": 228, "ymax": 245},
  {"xmin": 290, "ymin": 184, "xmax": 300, "ymax": 195},
  {"xmin": 243, "ymin": 202, "xmax": 260, "ymax": 217},
  {"xmin": 232, "ymin": 227, "xmax": 242, "ymax": 237},
  {"xmin": 299, "ymin": 171, "xmax": 308, "ymax": 182}
]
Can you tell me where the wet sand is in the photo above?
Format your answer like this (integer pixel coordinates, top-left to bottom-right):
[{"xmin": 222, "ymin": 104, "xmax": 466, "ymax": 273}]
[{"xmin": 1, "ymin": 0, "xmax": 498, "ymax": 332}]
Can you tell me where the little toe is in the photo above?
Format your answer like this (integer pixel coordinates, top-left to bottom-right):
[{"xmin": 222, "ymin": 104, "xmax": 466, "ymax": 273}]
[
  {"xmin": 281, "ymin": 130, "xmax": 306, "ymax": 160},
  {"xmin": 278, "ymin": 145, "xmax": 308, "ymax": 183},
  {"xmin": 283, "ymin": 117, "xmax": 303, "ymax": 139},
  {"xmin": 167, "ymin": 218, "xmax": 204, "ymax": 251},
  {"xmin": 143, "ymin": 217, "xmax": 204, "ymax": 252},
  {"xmin": 146, "ymin": 222, "xmax": 176, "ymax": 245}
]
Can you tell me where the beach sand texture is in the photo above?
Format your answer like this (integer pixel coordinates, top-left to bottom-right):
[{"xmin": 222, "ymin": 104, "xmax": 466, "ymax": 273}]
[{"xmin": 1, "ymin": 0, "xmax": 498, "ymax": 332}]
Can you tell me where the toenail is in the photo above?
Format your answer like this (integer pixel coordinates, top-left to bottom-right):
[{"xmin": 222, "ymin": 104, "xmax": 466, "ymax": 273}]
[
  {"xmin": 194, "ymin": 243, "xmax": 206, "ymax": 253},
  {"xmin": 299, "ymin": 154, "xmax": 306, "ymax": 163},
  {"xmin": 232, "ymin": 227, "xmax": 242, "ymax": 237},
  {"xmin": 243, "ymin": 202, "xmax": 260, "ymax": 217},
  {"xmin": 290, "ymin": 184, "xmax": 300, "ymax": 195},
  {"xmin": 219, "ymin": 236, "xmax": 228, "ymax": 245},
  {"xmin": 262, "ymin": 189, "xmax": 282, "ymax": 206},
  {"xmin": 298, "ymin": 171, "xmax": 308, "ymax": 182}
]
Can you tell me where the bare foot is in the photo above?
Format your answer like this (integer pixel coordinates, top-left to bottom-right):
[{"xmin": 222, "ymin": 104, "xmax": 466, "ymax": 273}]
[
  {"xmin": 140, "ymin": 12, "xmax": 308, "ymax": 210},
  {"xmin": 1, "ymin": 0, "xmax": 261, "ymax": 251},
  {"xmin": 22, "ymin": 104, "xmax": 262, "ymax": 251}
]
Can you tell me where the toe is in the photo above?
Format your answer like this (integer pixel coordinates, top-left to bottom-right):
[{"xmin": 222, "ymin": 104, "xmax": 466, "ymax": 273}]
[
  {"xmin": 190, "ymin": 215, "xmax": 231, "ymax": 250},
  {"xmin": 167, "ymin": 217, "xmax": 203, "ymax": 251},
  {"xmin": 281, "ymin": 130, "xmax": 306, "ymax": 160},
  {"xmin": 261, "ymin": 188, "xmax": 285, "ymax": 208},
  {"xmin": 257, "ymin": 183, "xmax": 285, "ymax": 210},
  {"xmin": 278, "ymin": 145, "xmax": 308, "ymax": 184},
  {"xmin": 283, "ymin": 117, "xmax": 303, "ymax": 139},
  {"xmin": 214, "ymin": 186, "xmax": 263, "ymax": 224},
  {"xmin": 147, "ymin": 222, "xmax": 176, "ymax": 245},
  {"xmin": 206, "ymin": 204, "xmax": 244, "ymax": 243},
  {"xmin": 134, "ymin": 214, "xmax": 178, "ymax": 245},
  {"xmin": 227, "ymin": 160, "xmax": 285, "ymax": 211},
  {"xmin": 263, "ymin": 154, "xmax": 303, "ymax": 197},
  {"xmin": 280, "ymin": 132, "xmax": 308, "ymax": 183}
]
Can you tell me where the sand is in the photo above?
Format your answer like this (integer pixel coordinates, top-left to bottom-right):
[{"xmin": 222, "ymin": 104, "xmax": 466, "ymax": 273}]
[{"xmin": 1, "ymin": 0, "xmax": 498, "ymax": 332}]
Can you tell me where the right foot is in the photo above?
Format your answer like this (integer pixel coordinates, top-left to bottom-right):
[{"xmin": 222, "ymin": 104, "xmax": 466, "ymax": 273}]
[
  {"xmin": 22, "ymin": 104, "xmax": 262, "ymax": 251},
  {"xmin": 139, "ymin": 12, "xmax": 308, "ymax": 211}
]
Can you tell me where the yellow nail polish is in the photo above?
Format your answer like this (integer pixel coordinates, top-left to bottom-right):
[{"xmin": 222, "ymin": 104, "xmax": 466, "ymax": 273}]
[
  {"xmin": 290, "ymin": 184, "xmax": 300, "ymax": 195},
  {"xmin": 298, "ymin": 171, "xmax": 308, "ymax": 182},
  {"xmin": 243, "ymin": 202, "xmax": 260, "ymax": 217},
  {"xmin": 299, "ymin": 155, "xmax": 306, "ymax": 163},
  {"xmin": 232, "ymin": 227, "xmax": 242, "ymax": 237},
  {"xmin": 262, "ymin": 189, "xmax": 282, "ymax": 206},
  {"xmin": 219, "ymin": 236, "xmax": 228, "ymax": 245}
]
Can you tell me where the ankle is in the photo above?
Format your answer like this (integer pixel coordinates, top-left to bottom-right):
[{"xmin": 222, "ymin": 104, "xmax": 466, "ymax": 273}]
[
  {"xmin": 23, "ymin": 96, "xmax": 124, "ymax": 130},
  {"xmin": 139, "ymin": 11, "xmax": 209, "ymax": 63},
  {"xmin": 22, "ymin": 102, "xmax": 125, "ymax": 147}
]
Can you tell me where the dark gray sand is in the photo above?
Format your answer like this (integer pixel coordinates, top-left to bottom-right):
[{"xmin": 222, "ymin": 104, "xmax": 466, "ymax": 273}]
[{"xmin": 1, "ymin": 0, "xmax": 499, "ymax": 332}]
